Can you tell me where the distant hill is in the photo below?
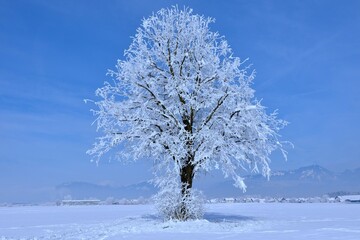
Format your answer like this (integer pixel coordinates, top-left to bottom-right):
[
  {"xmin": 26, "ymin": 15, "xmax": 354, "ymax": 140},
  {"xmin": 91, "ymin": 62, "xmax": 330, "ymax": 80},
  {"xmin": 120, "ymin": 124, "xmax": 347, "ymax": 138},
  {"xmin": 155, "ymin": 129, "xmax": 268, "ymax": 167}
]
[
  {"xmin": 56, "ymin": 181, "xmax": 156, "ymax": 200},
  {"xmin": 55, "ymin": 165, "xmax": 360, "ymax": 200},
  {"xmin": 200, "ymin": 165, "xmax": 360, "ymax": 198}
]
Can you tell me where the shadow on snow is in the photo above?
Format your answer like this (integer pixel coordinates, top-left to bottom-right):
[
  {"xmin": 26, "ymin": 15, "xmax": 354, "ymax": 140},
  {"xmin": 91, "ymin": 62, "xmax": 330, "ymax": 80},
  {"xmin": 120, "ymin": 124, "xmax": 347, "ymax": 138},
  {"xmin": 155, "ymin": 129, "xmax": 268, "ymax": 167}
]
[
  {"xmin": 141, "ymin": 212, "xmax": 257, "ymax": 223},
  {"xmin": 204, "ymin": 212, "xmax": 257, "ymax": 223}
]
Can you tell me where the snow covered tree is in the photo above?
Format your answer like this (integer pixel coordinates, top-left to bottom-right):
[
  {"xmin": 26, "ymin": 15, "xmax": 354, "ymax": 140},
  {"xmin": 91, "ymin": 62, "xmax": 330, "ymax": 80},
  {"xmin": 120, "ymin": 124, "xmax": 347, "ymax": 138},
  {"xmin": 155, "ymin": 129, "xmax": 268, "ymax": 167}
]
[{"xmin": 88, "ymin": 7, "xmax": 289, "ymax": 220}]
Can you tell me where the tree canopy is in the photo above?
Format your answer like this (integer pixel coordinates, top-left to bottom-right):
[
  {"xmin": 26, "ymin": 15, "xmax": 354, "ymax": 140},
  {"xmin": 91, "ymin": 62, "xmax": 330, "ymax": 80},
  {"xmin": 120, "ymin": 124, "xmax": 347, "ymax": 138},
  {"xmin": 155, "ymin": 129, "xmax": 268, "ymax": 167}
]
[{"xmin": 88, "ymin": 7, "xmax": 289, "ymax": 220}]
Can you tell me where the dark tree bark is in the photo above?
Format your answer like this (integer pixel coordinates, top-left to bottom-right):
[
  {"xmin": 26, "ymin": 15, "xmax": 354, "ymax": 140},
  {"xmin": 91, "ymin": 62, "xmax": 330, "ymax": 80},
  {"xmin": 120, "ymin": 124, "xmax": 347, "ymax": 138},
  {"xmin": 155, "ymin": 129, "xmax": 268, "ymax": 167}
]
[
  {"xmin": 178, "ymin": 110, "xmax": 196, "ymax": 219},
  {"xmin": 179, "ymin": 157, "xmax": 195, "ymax": 220},
  {"xmin": 180, "ymin": 161, "xmax": 194, "ymax": 194}
]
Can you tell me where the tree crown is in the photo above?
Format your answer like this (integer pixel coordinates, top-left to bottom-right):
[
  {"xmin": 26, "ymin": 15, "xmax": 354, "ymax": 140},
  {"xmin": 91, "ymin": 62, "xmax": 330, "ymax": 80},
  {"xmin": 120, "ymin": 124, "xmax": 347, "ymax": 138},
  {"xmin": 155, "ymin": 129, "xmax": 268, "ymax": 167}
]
[{"xmin": 88, "ymin": 6, "xmax": 289, "ymax": 192}]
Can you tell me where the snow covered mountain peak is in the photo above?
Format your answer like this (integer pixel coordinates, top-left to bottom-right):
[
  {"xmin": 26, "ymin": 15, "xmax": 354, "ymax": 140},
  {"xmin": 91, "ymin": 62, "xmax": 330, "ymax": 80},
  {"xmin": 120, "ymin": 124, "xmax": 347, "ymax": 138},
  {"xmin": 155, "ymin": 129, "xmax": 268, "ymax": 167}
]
[{"xmin": 296, "ymin": 165, "xmax": 335, "ymax": 181}]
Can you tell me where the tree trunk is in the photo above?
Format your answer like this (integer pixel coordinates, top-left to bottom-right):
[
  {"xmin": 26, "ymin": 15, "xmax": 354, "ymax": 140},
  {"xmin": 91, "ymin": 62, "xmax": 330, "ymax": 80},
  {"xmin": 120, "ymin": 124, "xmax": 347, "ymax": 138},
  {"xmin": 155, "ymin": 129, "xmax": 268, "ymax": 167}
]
[
  {"xmin": 179, "ymin": 160, "xmax": 194, "ymax": 220},
  {"xmin": 180, "ymin": 163, "xmax": 194, "ymax": 195},
  {"xmin": 178, "ymin": 111, "xmax": 195, "ymax": 220}
]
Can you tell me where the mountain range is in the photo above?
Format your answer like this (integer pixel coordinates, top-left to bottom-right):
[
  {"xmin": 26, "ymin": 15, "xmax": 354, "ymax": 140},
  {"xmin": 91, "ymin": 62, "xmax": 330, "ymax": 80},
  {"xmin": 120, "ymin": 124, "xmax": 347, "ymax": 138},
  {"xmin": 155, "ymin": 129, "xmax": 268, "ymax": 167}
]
[
  {"xmin": 201, "ymin": 165, "xmax": 360, "ymax": 198},
  {"xmin": 56, "ymin": 165, "xmax": 360, "ymax": 200}
]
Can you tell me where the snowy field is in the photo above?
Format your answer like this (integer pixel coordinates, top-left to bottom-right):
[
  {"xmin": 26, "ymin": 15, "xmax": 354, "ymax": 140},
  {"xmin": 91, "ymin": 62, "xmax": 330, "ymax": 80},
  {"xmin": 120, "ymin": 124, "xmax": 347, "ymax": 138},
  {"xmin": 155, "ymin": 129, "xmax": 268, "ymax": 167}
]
[{"xmin": 1, "ymin": 203, "xmax": 360, "ymax": 240}]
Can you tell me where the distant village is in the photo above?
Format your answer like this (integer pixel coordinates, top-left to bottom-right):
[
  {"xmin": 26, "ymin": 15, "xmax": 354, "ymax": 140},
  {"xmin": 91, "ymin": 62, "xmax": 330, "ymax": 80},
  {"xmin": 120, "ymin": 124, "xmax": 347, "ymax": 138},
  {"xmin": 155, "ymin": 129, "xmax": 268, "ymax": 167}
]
[
  {"xmin": 54, "ymin": 194, "xmax": 360, "ymax": 206},
  {"xmin": 2, "ymin": 194, "xmax": 359, "ymax": 207},
  {"xmin": 208, "ymin": 195, "xmax": 360, "ymax": 204}
]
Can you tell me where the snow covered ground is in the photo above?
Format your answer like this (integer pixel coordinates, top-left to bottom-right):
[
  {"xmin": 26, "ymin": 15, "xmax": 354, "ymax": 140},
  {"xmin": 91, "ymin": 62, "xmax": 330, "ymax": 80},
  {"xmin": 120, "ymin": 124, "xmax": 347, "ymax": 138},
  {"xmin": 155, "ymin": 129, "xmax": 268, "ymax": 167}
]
[{"xmin": 1, "ymin": 203, "xmax": 359, "ymax": 240}]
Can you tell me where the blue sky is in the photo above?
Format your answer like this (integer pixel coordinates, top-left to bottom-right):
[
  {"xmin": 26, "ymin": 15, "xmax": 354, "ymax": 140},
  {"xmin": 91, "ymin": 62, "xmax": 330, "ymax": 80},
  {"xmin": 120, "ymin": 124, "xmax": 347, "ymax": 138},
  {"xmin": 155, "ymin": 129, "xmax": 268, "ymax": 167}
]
[{"xmin": 1, "ymin": 0, "xmax": 359, "ymax": 202}]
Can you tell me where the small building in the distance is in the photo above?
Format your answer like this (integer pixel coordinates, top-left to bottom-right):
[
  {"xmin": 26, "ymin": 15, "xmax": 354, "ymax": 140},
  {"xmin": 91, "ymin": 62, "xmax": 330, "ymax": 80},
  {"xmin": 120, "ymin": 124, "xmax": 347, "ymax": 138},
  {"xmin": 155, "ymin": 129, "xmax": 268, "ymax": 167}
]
[
  {"xmin": 59, "ymin": 199, "xmax": 101, "ymax": 206},
  {"xmin": 335, "ymin": 195, "xmax": 360, "ymax": 203}
]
